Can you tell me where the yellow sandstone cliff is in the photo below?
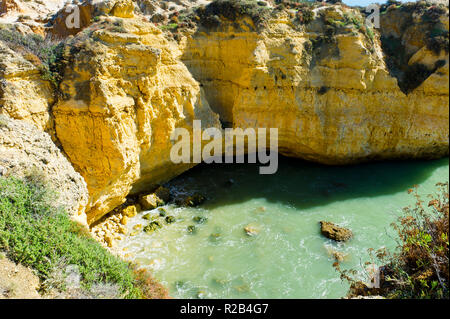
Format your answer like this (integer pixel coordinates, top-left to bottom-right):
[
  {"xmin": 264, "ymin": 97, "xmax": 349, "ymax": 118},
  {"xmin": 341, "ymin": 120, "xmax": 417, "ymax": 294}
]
[
  {"xmin": 52, "ymin": 16, "xmax": 221, "ymax": 224},
  {"xmin": 181, "ymin": 5, "xmax": 449, "ymax": 164},
  {"xmin": 0, "ymin": 1, "xmax": 448, "ymax": 224},
  {"xmin": 0, "ymin": 42, "xmax": 55, "ymax": 133}
]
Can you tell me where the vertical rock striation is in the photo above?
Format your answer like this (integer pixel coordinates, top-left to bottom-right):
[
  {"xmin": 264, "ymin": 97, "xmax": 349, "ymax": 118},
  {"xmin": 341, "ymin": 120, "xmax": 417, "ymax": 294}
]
[
  {"xmin": 53, "ymin": 17, "xmax": 221, "ymax": 223},
  {"xmin": 181, "ymin": 4, "xmax": 449, "ymax": 164}
]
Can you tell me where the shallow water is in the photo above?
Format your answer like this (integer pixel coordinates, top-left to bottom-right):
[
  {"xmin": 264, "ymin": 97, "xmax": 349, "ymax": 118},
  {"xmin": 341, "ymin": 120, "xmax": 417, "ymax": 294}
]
[{"xmin": 118, "ymin": 157, "xmax": 449, "ymax": 299}]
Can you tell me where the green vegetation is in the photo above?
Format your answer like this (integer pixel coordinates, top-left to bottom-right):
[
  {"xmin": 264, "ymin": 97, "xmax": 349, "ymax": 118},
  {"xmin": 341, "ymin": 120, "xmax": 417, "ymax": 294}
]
[
  {"xmin": 195, "ymin": 0, "xmax": 272, "ymax": 29},
  {"xmin": 159, "ymin": 23, "xmax": 179, "ymax": 31},
  {"xmin": 335, "ymin": 183, "xmax": 449, "ymax": 299},
  {"xmin": 0, "ymin": 175, "xmax": 168, "ymax": 299},
  {"xmin": 296, "ymin": 7, "xmax": 315, "ymax": 25},
  {"xmin": 0, "ymin": 26, "xmax": 66, "ymax": 88}
]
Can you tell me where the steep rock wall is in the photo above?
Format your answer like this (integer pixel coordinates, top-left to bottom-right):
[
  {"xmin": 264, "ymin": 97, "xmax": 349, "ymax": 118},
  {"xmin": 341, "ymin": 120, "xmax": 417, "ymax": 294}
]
[
  {"xmin": 53, "ymin": 17, "xmax": 221, "ymax": 223},
  {"xmin": 0, "ymin": 42, "xmax": 55, "ymax": 134},
  {"xmin": 181, "ymin": 6, "xmax": 449, "ymax": 164}
]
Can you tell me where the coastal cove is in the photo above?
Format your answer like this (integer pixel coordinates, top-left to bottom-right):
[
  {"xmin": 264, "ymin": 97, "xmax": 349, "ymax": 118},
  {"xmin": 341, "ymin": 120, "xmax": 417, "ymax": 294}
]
[
  {"xmin": 117, "ymin": 157, "xmax": 449, "ymax": 299},
  {"xmin": 0, "ymin": 0, "xmax": 449, "ymax": 301}
]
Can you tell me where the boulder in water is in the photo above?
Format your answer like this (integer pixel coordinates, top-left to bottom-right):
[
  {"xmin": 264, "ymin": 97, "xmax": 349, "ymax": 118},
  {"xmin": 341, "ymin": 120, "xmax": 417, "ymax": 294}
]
[
  {"xmin": 320, "ymin": 221, "xmax": 352, "ymax": 242},
  {"xmin": 193, "ymin": 216, "xmax": 208, "ymax": 224},
  {"xmin": 165, "ymin": 216, "xmax": 176, "ymax": 224},
  {"xmin": 244, "ymin": 225, "xmax": 260, "ymax": 237},
  {"xmin": 209, "ymin": 233, "xmax": 221, "ymax": 242},
  {"xmin": 140, "ymin": 193, "xmax": 164, "ymax": 210},
  {"xmin": 187, "ymin": 225, "xmax": 197, "ymax": 234},
  {"xmin": 159, "ymin": 207, "xmax": 167, "ymax": 217},
  {"xmin": 144, "ymin": 221, "xmax": 163, "ymax": 233}
]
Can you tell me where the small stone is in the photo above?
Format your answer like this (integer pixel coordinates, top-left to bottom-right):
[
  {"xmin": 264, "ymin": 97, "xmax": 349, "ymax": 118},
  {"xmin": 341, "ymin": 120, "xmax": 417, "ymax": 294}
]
[
  {"xmin": 133, "ymin": 224, "xmax": 143, "ymax": 231},
  {"xmin": 142, "ymin": 213, "xmax": 154, "ymax": 220},
  {"xmin": 159, "ymin": 208, "xmax": 167, "ymax": 217},
  {"xmin": 122, "ymin": 205, "xmax": 137, "ymax": 217},
  {"xmin": 118, "ymin": 226, "xmax": 127, "ymax": 235},
  {"xmin": 104, "ymin": 235, "xmax": 114, "ymax": 247},
  {"xmin": 165, "ymin": 216, "xmax": 176, "ymax": 224},
  {"xmin": 120, "ymin": 216, "xmax": 128, "ymax": 225},
  {"xmin": 244, "ymin": 225, "xmax": 260, "ymax": 237},
  {"xmin": 209, "ymin": 233, "xmax": 221, "ymax": 242},
  {"xmin": 140, "ymin": 194, "xmax": 164, "ymax": 210},
  {"xmin": 144, "ymin": 221, "xmax": 163, "ymax": 233},
  {"xmin": 187, "ymin": 225, "xmax": 197, "ymax": 234},
  {"xmin": 193, "ymin": 216, "xmax": 207, "ymax": 224}
]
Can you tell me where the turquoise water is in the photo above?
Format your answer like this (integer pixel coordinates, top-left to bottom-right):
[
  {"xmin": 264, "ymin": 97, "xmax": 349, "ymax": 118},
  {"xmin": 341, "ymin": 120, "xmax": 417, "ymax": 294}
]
[{"xmin": 118, "ymin": 157, "xmax": 449, "ymax": 299}]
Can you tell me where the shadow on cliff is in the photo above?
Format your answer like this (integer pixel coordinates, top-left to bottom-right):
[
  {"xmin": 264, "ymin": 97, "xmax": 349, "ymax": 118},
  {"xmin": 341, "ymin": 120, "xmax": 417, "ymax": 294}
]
[{"xmin": 165, "ymin": 156, "xmax": 449, "ymax": 212}]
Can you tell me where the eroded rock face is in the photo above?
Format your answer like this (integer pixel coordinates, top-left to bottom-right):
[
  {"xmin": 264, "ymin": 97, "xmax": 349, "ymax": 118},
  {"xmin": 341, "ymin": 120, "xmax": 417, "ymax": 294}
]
[
  {"xmin": 181, "ymin": 5, "xmax": 449, "ymax": 164},
  {"xmin": 0, "ymin": 0, "xmax": 21, "ymax": 16},
  {"xmin": 1, "ymin": 2, "xmax": 448, "ymax": 225},
  {"xmin": 53, "ymin": 17, "xmax": 221, "ymax": 223},
  {"xmin": 50, "ymin": 0, "xmax": 136, "ymax": 37},
  {"xmin": 0, "ymin": 115, "xmax": 89, "ymax": 225},
  {"xmin": 0, "ymin": 42, "xmax": 55, "ymax": 134}
]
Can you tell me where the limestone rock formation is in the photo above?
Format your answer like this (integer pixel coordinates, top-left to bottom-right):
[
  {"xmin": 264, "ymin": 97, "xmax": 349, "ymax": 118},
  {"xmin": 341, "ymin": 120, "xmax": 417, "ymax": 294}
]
[
  {"xmin": 52, "ymin": 16, "xmax": 221, "ymax": 223},
  {"xmin": 0, "ymin": 42, "xmax": 55, "ymax": 133},
  {"xmin": 0, "ymin": 115, "xmax": 89, "ymax": 225},
  {"xmin": 0, "ymin": 0, "xmax": 67, "ymax": 35},
  {"xmin": 181, "ymin": 3, "xmax": 449, "ymax": 164},
  {"xmin": 0, "ymin": 0, "xmax": 22, "ymax": 16},
  {"xmin": 50, "ymin": 0, "xmax": 136, "ymax": 37},
  {"xmin": 1, "ymin": 1, "xmax": 448, "ymax": 224}
]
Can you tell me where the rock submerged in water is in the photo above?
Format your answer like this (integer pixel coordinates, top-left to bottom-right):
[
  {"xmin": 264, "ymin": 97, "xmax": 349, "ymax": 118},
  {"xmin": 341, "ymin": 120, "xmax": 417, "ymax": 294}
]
[
  {"xmin": 158, "ymin": 208, "xmax": 167, "ymax": 217},
  {"xmin": 193, "ymin": 216, "xmax": 208, "ymax": 224},
  {"xmin": 165, "ymin": 216, "xmax": 176, "ymax": 224},
  {"xmin": 244, "ymin": 225, "xmax": 260, "ymax": 237},
  {"xmin": 187, "ymin": 225, "xmax": 197, "ymax": 234},
  {"xmin": 144, "ymin": 221, "xmax": 163, "ymax": 234},
  {"xmin": 320, "ymin": 221, "xmax": 353, "ymax": 242},
  {"xmin": 176, "ymin": 193, "xmax": 206, "ymax": 207},
  {"xmin": 142, "ymin": 213, "xmax": 154, "ymax": 221},
  {"xmin": 209, "ymin": 233, "xmax": 221, "ymax": 242}
]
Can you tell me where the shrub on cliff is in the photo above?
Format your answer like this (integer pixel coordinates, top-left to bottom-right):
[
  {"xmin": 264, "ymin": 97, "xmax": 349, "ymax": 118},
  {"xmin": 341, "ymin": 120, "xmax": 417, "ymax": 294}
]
[
  {"xmin": 195, "ymin": 0, "xmax": 272, "ymax": 28},
  {"xmin": 0, "ymin": 175, "xmax": 169, "ymax": 299},
  {"xmin": 0, "ymin": 27, "xmax": 66, "ymax": 88},
  {"xmin": 335, "ymin": 182, "xmax": 449, "ymax": 299},
  {"xmin": 297, "ymin": 7, "xmax": 315, "ymax": 24}
]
